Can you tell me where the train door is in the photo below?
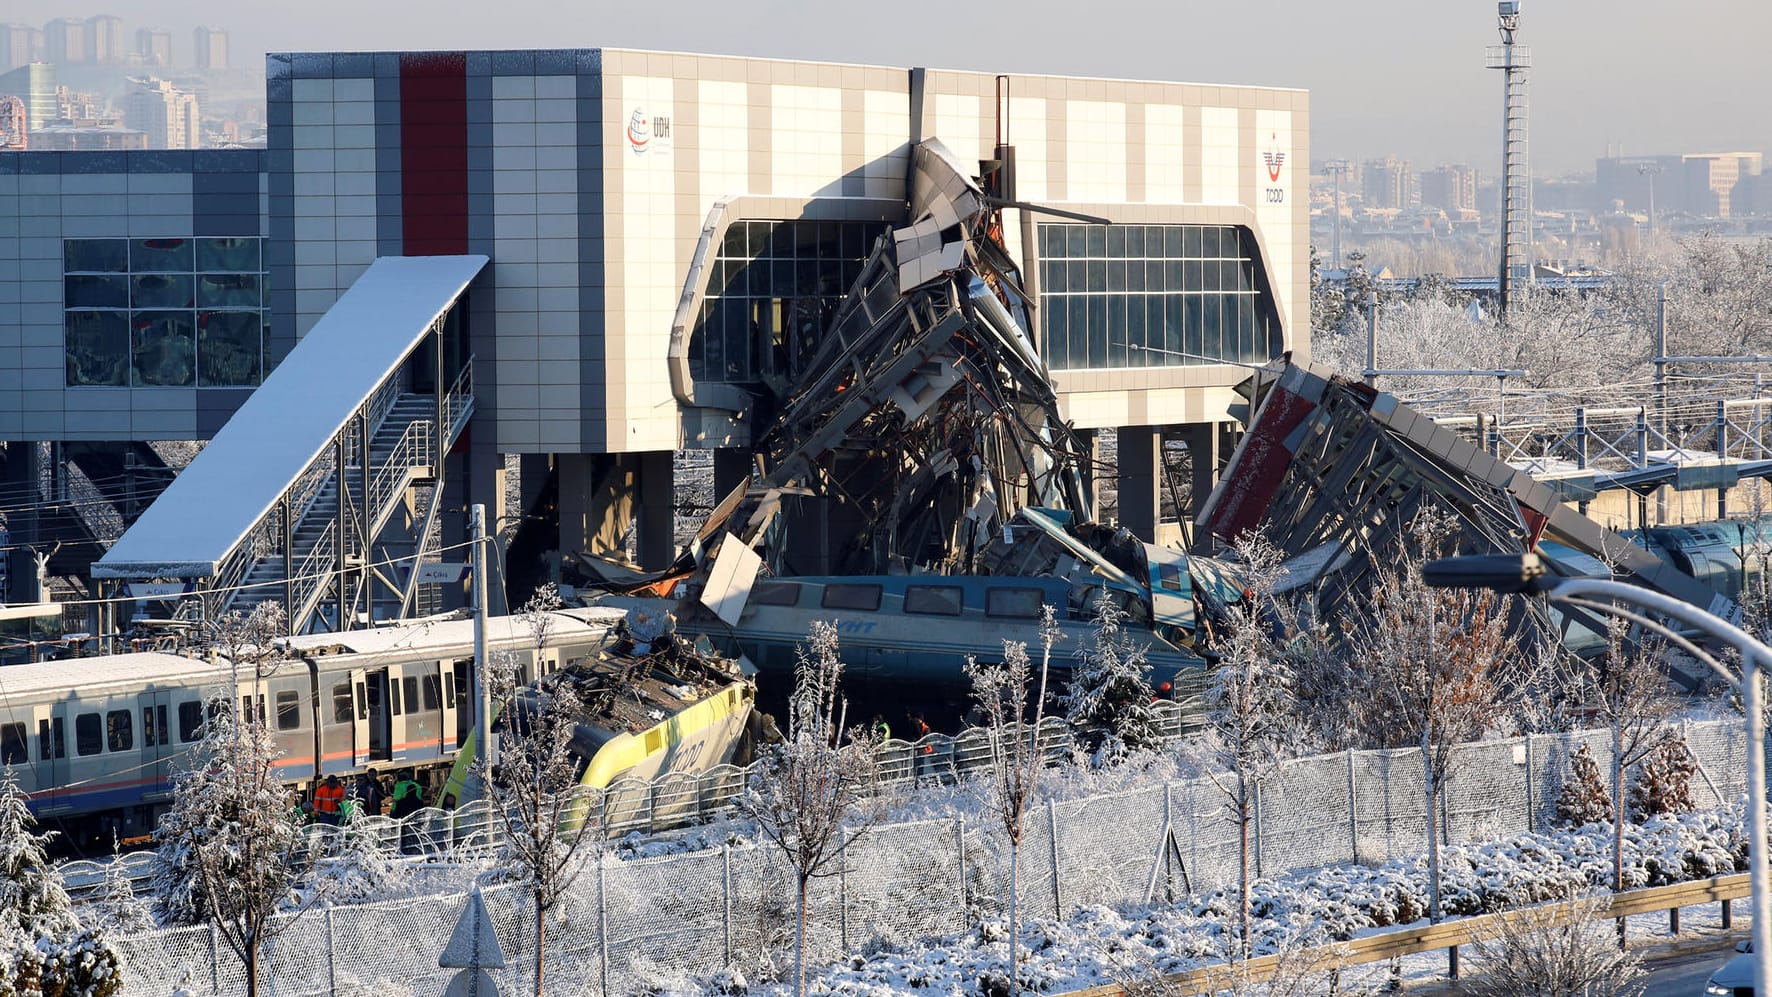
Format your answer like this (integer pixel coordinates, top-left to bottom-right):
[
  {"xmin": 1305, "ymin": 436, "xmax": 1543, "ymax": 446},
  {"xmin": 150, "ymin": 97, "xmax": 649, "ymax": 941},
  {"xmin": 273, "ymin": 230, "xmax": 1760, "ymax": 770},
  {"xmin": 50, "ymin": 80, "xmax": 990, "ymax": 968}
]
[
  {"xmin": 349, "ymin": 668, "xmax": 371, "ymax": 766},
  {"xmin": 386, "ymin": 664, "xmax": 409, "ymax": 763},
  {"xmin": 452, "ymin": 659, "xmax": 473, "ymax": 751},
  {"xmin": 31, "ymin": 703, "xmax": 69, "ymax": 808},
  {"xmin": 137, "ymin": 690, "xmax": 176, "ymax": 799},
  {"xmin": 361, "ymin": 668, "xmax": 391, "ymax": 762},
  {"xmin": 440, "ymin": 662, "xmax": 459, "ymax": 753}
]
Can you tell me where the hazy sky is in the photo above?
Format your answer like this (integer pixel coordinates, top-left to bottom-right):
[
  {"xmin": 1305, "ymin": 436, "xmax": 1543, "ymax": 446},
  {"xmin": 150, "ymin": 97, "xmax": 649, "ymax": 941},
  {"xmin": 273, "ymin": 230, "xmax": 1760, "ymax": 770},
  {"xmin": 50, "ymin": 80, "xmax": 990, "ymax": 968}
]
[{"xmin": 16, "ymin": 0, "xmax": 1768, "ymax": 175}]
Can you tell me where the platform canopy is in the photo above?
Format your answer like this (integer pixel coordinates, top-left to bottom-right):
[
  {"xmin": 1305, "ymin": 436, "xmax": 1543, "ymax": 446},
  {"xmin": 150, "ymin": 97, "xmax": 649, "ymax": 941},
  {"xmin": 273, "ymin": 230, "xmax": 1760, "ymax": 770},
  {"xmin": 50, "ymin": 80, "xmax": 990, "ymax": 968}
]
[{"xmin": 94, "ymin": 255, "xmax": 488, "ymax": 580}]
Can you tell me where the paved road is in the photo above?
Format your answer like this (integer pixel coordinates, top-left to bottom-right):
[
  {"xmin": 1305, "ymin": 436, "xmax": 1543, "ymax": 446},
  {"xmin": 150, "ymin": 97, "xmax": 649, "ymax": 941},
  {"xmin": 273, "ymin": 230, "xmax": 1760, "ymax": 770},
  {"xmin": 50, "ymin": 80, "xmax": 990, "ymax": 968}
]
[{"xmin": 1644, "ymin": 943, "xmax": 1737, "ymax": 996}]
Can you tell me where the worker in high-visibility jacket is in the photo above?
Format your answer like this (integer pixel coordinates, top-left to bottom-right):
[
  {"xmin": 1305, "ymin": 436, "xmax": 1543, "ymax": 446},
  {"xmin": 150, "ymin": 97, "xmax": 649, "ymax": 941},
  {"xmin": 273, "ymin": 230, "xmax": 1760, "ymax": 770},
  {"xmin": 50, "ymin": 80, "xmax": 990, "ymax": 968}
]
[{"xmin": 313, "ymin": 774, "xmax": 345, "ymax": 826}]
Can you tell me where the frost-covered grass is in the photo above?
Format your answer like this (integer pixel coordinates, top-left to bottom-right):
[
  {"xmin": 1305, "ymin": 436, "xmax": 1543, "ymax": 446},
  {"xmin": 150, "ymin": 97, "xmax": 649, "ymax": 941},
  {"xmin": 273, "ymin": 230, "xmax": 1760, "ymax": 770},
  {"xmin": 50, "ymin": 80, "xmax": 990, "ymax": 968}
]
[{"xmin": 624, "ymin": 806, "xmax": 1747, "ymax": 997}]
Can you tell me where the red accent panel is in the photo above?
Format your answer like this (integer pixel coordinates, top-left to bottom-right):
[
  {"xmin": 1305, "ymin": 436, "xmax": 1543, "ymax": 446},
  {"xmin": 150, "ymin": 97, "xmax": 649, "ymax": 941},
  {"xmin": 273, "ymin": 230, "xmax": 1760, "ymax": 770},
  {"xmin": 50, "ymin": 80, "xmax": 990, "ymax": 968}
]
[
  {"xmin": 400, "ymin": 52, "xmax": 468, "ymax": 256},
  {"xmin": 1203, "ymin": 386, "xmax": 1318, "ymax": 540}
]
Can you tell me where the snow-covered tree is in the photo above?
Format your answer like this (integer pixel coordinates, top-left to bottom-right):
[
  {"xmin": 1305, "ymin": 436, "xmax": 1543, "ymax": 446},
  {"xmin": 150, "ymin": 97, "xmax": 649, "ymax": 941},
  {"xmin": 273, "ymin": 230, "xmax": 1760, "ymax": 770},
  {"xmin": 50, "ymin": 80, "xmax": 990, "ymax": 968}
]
[
  {"xmin": 1061, "ymin": 590, "xmax": 1164, "ymax": 764},
  {"xmin": 1463, "ymin": 894, "xmax": 1645, "ymax": 997},
  {"xmin": 478, "ymin": 649, "xmax": 604, "ymax": 997},
  {"xmin": 1589, "ymin": 619, "xmax": 1676, "ymax": 938},
  {"xmin": 88, "ymin": 839, "xmax": 153, "ymax": 935},
  {"xmin": 963, "ymin": 605, "xmax": 1061, "ymax": 997},
  {"xmin": 1554, "ymin": 743, "xmax": 1613, "ymax": 828},
  {"xmin": 0, "ymin": 767, "xmax": 123, "ymax": 996},
  {"xmin": 1629, "ymin": 733, "xmax": 1698, "ymax": 820},
  {"xmin": 1204, "ymin": 533, "xmax": 1301, "ymax": 957},
  {"xmin": 150, "ymin": 686, "xmax": 318, "ymax": 997},
  {"xmin": 321, "ymin": 813, "xmax": 403, "ymax": 904},
  {"xmin": 743, "ymin": 621, "xmax": 886, "ymax": 997},
  {"xmin": 1345, "ymin": 507, "xmax": 1510, "ymax": 942}
]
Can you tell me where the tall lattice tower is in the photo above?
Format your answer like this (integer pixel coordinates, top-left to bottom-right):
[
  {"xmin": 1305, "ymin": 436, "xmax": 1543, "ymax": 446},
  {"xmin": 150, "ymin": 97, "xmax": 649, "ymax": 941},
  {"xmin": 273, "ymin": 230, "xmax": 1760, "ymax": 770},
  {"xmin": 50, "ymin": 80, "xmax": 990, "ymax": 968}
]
[{"xmin": 1487, "ymin": 2, "xmax": 1531, "ymax": 311}]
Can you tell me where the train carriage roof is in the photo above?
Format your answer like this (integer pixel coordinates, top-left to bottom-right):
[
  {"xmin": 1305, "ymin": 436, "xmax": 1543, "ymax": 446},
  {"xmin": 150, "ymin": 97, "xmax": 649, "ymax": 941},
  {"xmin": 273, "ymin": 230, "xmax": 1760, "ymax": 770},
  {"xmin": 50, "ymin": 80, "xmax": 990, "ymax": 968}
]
[
  {"xmin": 0, "ymin": 650, "xmax": 223, "ymax": 699},
  {"xmin": 0, "ymin": 608, "xmax": 631, "ymax": 704}
]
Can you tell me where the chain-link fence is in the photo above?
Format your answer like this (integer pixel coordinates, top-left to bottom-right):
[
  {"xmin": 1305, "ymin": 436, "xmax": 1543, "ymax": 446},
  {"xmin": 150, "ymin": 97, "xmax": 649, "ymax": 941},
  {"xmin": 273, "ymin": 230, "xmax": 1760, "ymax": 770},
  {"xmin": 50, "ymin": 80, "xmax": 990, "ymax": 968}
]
[{"xmin": 101, "ymin": 717, "xmax": 1754, "ymax": 995}]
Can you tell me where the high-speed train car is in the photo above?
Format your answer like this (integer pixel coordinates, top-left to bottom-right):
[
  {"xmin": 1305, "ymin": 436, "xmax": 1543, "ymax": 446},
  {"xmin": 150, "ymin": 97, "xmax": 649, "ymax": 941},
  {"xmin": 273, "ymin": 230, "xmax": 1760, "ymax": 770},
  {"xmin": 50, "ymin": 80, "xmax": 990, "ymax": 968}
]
[
  {"xmin": 1635, "ymin": 521, "xmax": 1772, "ymax": 602},
  {"xmin": 0, "ymin": 607, "xmax": 658, "ymax": 843}
]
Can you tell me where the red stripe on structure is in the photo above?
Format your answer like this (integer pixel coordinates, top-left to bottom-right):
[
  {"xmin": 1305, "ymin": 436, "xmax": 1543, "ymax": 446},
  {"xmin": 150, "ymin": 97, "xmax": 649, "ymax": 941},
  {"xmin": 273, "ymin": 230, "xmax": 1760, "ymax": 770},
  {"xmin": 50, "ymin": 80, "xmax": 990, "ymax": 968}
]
[
  {"xmin": 400, "ymin": 52, "xmax": 468, "ymax": 256},
  {"xmin": 1202, "ymin": 385, "xmax": 1318, "ymax": 541}
]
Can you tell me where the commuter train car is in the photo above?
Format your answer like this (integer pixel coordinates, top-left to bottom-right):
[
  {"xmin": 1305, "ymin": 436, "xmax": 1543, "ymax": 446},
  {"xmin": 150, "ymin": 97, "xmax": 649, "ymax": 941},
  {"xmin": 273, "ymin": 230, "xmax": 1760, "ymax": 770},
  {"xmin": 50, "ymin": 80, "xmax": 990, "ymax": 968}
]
[{"xmin": 0, "ymin": 607, "xmax": 752, "ymax": 844}]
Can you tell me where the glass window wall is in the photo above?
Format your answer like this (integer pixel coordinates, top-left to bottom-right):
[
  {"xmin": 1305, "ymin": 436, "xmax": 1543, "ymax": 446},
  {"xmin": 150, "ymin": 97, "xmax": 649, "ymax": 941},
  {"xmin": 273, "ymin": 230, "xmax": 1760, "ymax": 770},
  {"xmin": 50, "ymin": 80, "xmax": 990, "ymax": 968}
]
[
  {"xmin": 1037, "ymin": 223, "xmax": 1274, "ymax": 370},
  {"xmin": 64, "ymin": 237, "xmax": 267, "ymax": 387}
]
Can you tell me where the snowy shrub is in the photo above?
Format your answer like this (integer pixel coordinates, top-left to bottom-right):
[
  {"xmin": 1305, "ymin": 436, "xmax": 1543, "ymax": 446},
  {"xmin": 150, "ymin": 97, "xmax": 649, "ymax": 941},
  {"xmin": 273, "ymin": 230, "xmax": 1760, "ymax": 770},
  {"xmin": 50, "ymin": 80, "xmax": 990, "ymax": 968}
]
[
  {"xmin": 1553, "ymin": 744, "xmax": 1613, "ymax": 828},
  {"xmin": 1061, "ymin": 592, "xmax": 1164, "ymax": 764},
  {"xmin": 1629, "ymin": 734, "xmax": 1698, "ymax": 820}
]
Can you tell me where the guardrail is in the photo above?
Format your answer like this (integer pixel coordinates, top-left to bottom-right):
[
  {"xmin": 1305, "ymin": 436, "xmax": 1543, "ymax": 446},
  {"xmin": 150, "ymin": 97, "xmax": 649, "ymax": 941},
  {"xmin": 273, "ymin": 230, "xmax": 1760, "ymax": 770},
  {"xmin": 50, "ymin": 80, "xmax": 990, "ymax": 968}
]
[{"xmin": 1060, "ymin": 874, "xmax": 1751, "ymax": 997}]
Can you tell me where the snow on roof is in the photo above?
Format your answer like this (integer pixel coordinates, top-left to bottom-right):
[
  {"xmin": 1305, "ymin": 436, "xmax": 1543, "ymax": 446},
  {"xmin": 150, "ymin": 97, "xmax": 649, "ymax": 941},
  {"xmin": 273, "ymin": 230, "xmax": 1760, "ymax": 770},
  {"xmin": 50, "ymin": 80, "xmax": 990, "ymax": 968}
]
[
  {"xmin": 0, "ymin": 650, "xmax": 222, "ymax": 700},
  {"xmin": 280, "ymin": 607, "xmax": 625, "ymax": 660},
  {"xmin": 93, "ymin": 255, "xmax": 489, "ymax": 579}
]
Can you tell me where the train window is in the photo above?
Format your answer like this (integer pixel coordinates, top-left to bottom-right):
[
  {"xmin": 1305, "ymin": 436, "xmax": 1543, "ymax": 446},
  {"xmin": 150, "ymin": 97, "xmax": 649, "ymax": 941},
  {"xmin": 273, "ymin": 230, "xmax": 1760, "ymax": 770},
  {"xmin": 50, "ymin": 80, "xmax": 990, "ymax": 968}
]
[
  {"xmin": 107, "ymin": 710, "xmax": 133, "ymax": 752},
  {"xmin": 822, "ymin": 584, "xmax": 882, "ymax": 612},
  {"xmin": 444, "ymin": 672, "xmax": 455, "ymax": 705},
  {"xmin": 421, "ymin": 674, "xmax": 441, "ymax": 711},
  {"xmin": 356, "ymin": 682, "xmax": 368, "ymax": 721},
  {"xmin": 904, "ymin": 585, "xmax": 964, "ymax": 616},
  {"xmin": 389, "ymin": 679, "xmax": 402, "ymax": 716},
  {"xmin": 275, "ymin": 691, "xmax": 301, "ymax": 731},
  {"xmin": 241, "ymin": 696, "xmax": 253, "ymax": 722},
  {"xmin": 178, "ymin": 702, "xmax": 202, "ymax": 742},
  {"xmin": 332, "ymin": 683, "xmax": 353, "ymax": 724},
  {"xmin": 38, "ymin": 717, "xmax": 65, "ymax": 760},
  {"xmin": 0, "ymin": 723, "xmax": 25, "ymax": 765},
  {"xmin": 75, "ymin": 713, "xmax": 101, "ymax": 756},
  {"xmin": 751, "ymin": 581, "xmax": 801, "ymax": 606},
  {"xmin": 143, "ymin": 706, "xmax": 157, "ymax": 747},
  {"xmin": 985, "ymin": 587, "xmax": 1045, "ymax": 619},
  {"xmin": 403, "ymin": 677, "xmax": 420, "ymax": 714}
]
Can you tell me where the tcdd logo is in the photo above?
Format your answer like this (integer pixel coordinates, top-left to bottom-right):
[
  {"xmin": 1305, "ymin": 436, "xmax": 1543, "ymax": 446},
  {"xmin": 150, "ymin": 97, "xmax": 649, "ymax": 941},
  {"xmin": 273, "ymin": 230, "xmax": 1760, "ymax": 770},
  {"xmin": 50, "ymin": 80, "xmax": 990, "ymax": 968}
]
[
  {"xmin": 1262, "ymin": 131, "xmax": 1286, "ymax": 203},
  {"xmin": 626, "ymin": 106, "xmax": 672, "ymax": 155}
]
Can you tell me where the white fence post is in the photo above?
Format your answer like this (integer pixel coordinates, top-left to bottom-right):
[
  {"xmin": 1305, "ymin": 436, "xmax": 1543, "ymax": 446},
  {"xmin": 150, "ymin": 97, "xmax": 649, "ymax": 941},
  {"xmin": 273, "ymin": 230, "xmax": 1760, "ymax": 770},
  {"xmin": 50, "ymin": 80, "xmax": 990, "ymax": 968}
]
[
  {"xmin": 209, "ymin": 922, "xmax": 221, "ymax": 994},
  {"xmin": 838, "ymin": 835, "xmax": 849, "ymax": 952},
  {"xmin": 326, "ymin": 907, "xmax": 338, "ymax": 994},
  {"xmin": 1047, "ymin": 799, "xmax": 1062, "ymax": 920},
  {"xmin": 1346, "ymin": 748, "xmax": 1359, "ymax": 864},
  {"xmin": 722, "ymin": 843, "xmax": 733, "ymax": 966},
  {"xmin": 1524, "ymin": 736, "xmax": 1536, "ymax": 833},
  {"xmin": 955, "ymin": 815, "xmax": 969, "ymax": 930},
  {"xmin": 598, "ymin": 852, "xmax": 610, "ymax": 997}
]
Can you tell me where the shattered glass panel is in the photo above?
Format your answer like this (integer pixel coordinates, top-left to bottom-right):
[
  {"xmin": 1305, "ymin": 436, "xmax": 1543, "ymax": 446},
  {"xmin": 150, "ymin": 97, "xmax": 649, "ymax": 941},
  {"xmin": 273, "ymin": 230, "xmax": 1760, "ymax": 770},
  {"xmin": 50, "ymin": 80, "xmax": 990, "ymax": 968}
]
[{"xmin": 690, "ymin": 219, "xmax": 889, "ymax": 386}]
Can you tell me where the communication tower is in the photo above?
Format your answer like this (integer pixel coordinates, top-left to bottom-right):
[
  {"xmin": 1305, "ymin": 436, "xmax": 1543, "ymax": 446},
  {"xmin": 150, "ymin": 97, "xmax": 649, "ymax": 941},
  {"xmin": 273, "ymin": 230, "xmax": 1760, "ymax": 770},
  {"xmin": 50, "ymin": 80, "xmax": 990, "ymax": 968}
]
[{"xmin": 1487, "ymin": 2, "xmax": 1531, "ymax": 311}]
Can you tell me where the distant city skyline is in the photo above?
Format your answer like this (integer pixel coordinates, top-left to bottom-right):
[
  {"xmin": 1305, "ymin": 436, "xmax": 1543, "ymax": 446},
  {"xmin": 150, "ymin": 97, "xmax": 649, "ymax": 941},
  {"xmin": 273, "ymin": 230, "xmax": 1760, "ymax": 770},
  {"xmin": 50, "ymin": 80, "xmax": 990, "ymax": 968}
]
[{"xmin": 3, "ymin": 0, "xmax": 1768, "ymax": 175}]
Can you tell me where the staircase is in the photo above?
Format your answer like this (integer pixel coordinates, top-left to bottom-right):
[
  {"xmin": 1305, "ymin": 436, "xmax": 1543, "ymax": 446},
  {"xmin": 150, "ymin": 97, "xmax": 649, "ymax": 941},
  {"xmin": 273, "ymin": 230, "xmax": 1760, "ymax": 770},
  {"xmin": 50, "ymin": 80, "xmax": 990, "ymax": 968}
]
[{"xmin": 224, "ymin": 392, "xmax": 442, "ymax": 626}]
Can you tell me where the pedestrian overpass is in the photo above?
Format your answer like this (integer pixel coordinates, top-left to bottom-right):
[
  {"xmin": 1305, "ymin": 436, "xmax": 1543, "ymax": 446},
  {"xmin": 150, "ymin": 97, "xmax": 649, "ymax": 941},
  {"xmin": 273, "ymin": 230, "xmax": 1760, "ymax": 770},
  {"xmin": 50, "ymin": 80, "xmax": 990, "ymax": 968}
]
[{"xmin": 93, "ymin": 255, "xmax": 486, "ymax": 635}]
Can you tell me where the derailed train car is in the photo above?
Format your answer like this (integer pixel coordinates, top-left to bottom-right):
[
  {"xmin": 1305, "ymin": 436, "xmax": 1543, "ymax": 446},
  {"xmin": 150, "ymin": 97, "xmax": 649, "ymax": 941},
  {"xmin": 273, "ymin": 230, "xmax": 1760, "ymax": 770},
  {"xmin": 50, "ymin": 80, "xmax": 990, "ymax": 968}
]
[{"xmin": 1, "ymin": 607, "xmax": 753, "ymax": 844}]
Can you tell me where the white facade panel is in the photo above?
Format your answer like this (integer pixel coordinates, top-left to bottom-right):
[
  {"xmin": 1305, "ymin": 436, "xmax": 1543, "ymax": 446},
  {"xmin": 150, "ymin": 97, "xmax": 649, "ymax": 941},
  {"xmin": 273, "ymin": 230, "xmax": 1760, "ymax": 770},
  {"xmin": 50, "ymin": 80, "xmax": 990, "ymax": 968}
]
[
  {"xmin": 1064, "ymin": 100, "xmax": 1127, "ymax": 204},
  {"xmin": 769, "ymin": 84, "xmax": 842, "ymax": 198},
  {"xmin": 1144, "ymin": 104, "xmax": 1186, "ymax": 204},
  {"xmin": 1200, "ymin": 106, "xmax": 1241, "ymax": 205}
]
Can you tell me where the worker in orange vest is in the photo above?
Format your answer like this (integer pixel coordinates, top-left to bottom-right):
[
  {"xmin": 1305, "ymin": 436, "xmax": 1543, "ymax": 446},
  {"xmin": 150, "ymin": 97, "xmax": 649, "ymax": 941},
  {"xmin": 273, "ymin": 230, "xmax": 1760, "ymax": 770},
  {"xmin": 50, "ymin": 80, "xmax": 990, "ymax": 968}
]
[{"xmin": 313, "ymin": 774, "xmax": 345, "ymax": 826}]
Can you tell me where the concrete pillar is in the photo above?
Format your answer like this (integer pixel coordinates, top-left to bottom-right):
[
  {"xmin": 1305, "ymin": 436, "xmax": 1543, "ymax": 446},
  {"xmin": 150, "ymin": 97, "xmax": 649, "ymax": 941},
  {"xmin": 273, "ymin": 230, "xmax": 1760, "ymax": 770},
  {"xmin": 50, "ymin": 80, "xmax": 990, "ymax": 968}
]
[
  {"xmin": 559, "ymin": 453, "xmax": 635, "ymax": 559},
  {"xmin": 636, "ymin": 450, "xmax": 676, "ymax": 570},
  {"xmin": 1181, "ymin": 422, "xmax": 1221, "ymax": 521},
  {"xmin": 1181, "ymin": 423, "xmax": 1223, "ymax": 552},
  {"xmin": 3, "ymin": 442, "xmax": 40, "ymax": 604},
  {"xmin": 713, "ymin": 447, "xmax": 752, "ymax": 502},
  {"xmin": 1116, "ymin": 426, "xmax": 1161, "ymax": 543},
  {"xmin": 518, "ymin": 453, "xmax": 552, "ymax": 517},
  {"xmin": 1074, "ymin": 429, "xmax": 1100, "ymax": 519}
]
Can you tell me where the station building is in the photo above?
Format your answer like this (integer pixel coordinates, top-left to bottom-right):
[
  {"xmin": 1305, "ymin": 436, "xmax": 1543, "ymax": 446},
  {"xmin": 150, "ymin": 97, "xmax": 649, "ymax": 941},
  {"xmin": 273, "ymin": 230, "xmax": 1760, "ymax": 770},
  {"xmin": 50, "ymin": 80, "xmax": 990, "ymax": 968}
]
[{"xmin": 0, "ymin": 47, "xmax": 1307, "ymax": 620}]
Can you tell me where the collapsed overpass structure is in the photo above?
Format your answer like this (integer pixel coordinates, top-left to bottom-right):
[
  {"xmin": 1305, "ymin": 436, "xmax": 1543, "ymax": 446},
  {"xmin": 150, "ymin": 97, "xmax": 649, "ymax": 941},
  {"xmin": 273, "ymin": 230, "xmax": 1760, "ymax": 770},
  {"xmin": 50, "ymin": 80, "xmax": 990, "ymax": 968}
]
[{"xmin": 1198, "ymin": 360, "xmax": 1739, "ymax": 677}]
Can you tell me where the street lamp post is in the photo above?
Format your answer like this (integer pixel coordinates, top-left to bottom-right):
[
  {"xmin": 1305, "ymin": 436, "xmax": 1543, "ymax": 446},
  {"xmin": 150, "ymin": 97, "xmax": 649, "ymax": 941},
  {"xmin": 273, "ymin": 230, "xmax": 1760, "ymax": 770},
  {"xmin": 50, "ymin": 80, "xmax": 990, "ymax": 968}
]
[{"xmin": 1424, "ymin": 553, "xmax": 1770, "ymax": 996}]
